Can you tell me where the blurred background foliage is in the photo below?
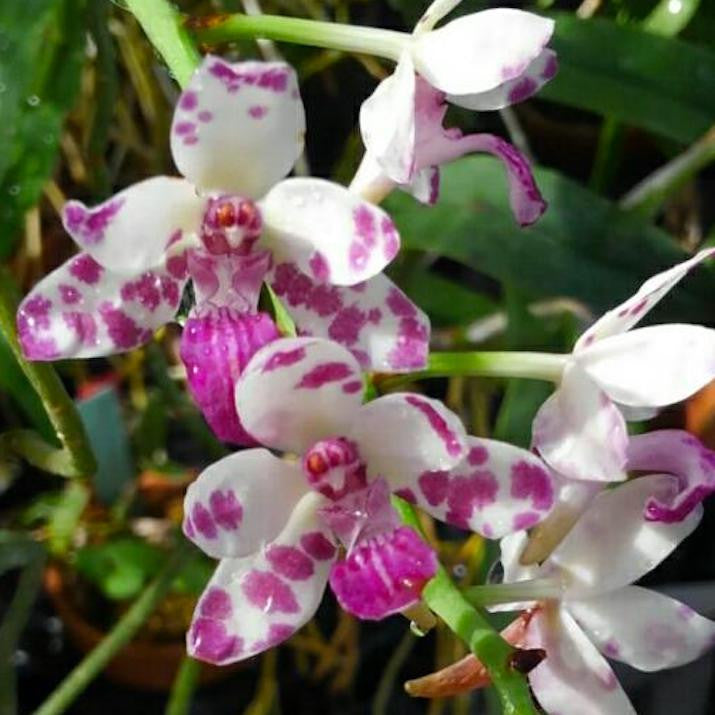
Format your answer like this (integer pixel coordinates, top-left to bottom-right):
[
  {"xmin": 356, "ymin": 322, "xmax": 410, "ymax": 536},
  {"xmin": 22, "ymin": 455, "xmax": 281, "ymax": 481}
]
[{"xmin": 1, "ymin": 0, "xmax": 715, "ymax": 713}]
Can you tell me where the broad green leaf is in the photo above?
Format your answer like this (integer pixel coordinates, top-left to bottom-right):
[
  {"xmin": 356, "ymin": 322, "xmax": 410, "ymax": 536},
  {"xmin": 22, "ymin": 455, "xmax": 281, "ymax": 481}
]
[
  {"xmin": 386, "ymin": 157, "xmax": 715, "ymax": 324},
  {"xmin": 541, "ymin": 13, "xmax": 715, "ymax": 144},
  {"xmin": 0, "ymin": 0, "xmax": 87, "ymax": 257}
]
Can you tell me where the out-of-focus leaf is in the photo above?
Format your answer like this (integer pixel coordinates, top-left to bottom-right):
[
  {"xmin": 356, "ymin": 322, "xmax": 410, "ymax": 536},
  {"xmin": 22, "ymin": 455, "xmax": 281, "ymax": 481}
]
[
  {"xmin": 134, "ymin": 390, "xmax": 169, "ymax": 462},
  {"xmin": 643, "ymin": 0, "xmax": 700, "ymax": 36},
  {"xmin": 541, "ymin": 13, "xmax": 715, "ymax": 144},
  {"xmin": 78, "ymin": 387, "xmax": 134, "ymax": 505},
  {"xmin": 0, "ymin": 0, "xmax": 88, "ymax": 256},
  {"xmin": 493, "ymin": 380, "xmax": 551, "ymax": 449},
  {"xmin": 386, "ymin": 157, "xmax": 715, "ymax": 323},
  {"xmin": 171, "ymin": 549, "xmax": 214, "ymax": 597},
  {"xmin": 47, "ymin": 481, "xmax": 89, "ymax": 555}
]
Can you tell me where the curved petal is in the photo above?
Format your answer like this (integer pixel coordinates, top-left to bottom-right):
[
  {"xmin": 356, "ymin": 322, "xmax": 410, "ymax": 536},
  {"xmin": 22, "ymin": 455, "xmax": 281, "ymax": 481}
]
[
  {"xmin": 62, "ymin": 177, "xmax": 203, "ymax": 274},
  {"xmin": 349, "ymin": 393, "xmax": 468, "ymax": 487},
  {"xmin": 17, "ymin": 253, "xmax": 185, "ymax": 360},
  {"xmin": 183, "ymin": 448, "xmax": 308, "ymax": 559},
  {"xmin": 576, "ymin": 324, "xmax": 715, "ymax": 408},
  {"xmin": 235, "ymin": 337, "xmax": 364, "ymax": 453},
  {"xmin": 171, "ymin": 56, "xmax": 305, "ymax": 199},
  {"xmin": 411, "ymin": 9, "xmax": 554, "ymax": 96},
  {"xmin": 268, "ymin": 263, "xmax": 429, "ymax": 371},
  {"xmin": 187, "ymin": 492, "xmax": 336, "ymax": 665},
  {"xmin": 532, "ymin": 364, "xmax": 628, "ymax": 482},
  {"xmin": 569, "ymin": 586, "xmax": 715, "ymax": 672},
  {"xmin": 360, "ymin": 52, "xmax": 417, "ymax": 185},
  {"xmin": 330, "ymin": 525, "xmax": 437, "ymax": 620},
  {"xmin": 549, "ymin": 475, "xmax": 702, "ymax": 599},
  {"xmin": 524, "ymin": 606, "xmax": 636, "ymax": 715},
  {"xmin": 448, "ymin": 49, "xmax": 557, "ymax": 111},
  {"xmin": 627, "ymin": 430, "xmax": 715, "ymax": 523},
  {"xmin": 393, "ymin": 437, "xmax": 556, "ymax": 538},
  {"xmin": 261, "ymin": 178, "xmax": 401, "ymax": 285},
  {"xmin": 414, "ymin": 0, "xmax": 464, "ymax": 34},
  {"xmin": 574, "ymin": 248, "xmax": 715, "ymax": 351}
]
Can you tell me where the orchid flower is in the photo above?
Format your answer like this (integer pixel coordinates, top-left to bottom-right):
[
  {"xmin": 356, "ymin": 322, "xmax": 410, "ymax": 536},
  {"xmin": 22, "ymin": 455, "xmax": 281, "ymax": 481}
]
[
  {"xmin": 532, "ymin": 248, "xmax": 715, "ymax": 484},
  {"xmin": 17, "ymin": 55, "xmax": 429, "ymax": 444},
  {"xmin": 351, "ymin": 0, "xmax": 556, "ymax": 224},
  {"xmin": 181, "ymin": 336, "xmax": 557, "ymax": 664},
  {"xmin": 495, "ymin": 476, "xmax": 715, "ymax": 714}
]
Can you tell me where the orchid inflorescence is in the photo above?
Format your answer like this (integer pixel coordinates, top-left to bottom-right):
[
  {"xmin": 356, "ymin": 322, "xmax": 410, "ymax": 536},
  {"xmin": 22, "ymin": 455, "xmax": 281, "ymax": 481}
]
[{"xmin": 16, "ymin": 1, "xmax": 715, "ymax": 712}]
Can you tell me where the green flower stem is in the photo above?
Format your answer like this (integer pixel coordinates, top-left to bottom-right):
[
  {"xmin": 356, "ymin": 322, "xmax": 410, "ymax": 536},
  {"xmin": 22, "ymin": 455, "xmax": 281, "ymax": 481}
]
[
  {"xmin": 33, "ymin": 542, "xmax": 190, "ymax": 715},
  {"xmin": 0, "ymin": 269, "xmax": 96, "ymax": 478},
  {"xmin": 378, "ymin": 351, "xmax": 567, "ymax": 391},
  {"xmin": 394, "ymin": 498, "xmax": 538, "ymax": 715},
  {"xmin": 464, "ymin": 579, "xmax": 563, "ymax": 608},
  {"xmin": 165, "ymin": 656, "xmax": 202, "ymax": 715},
  {"xmin": 192, "ymin": 13, "xmax": 407, "ymax": 61},
  {"xmin": 125, "ymin": 0, "xmax": 202, "ymax": 88}
]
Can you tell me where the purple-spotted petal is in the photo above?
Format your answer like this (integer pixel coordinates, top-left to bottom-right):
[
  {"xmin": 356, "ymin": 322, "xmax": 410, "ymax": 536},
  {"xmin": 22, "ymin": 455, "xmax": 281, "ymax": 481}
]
[
  {"xmin": 17, "ymin": 253, "xmax": 185, "ymax": 360},
  {"xmin": 626, "ymin": 430, "xmax": 715, "ymax": 523},
  {"xmin": 171, "ymin": 56, "xmax": 305, "ymax": 199},
  {"xmin": 532, "ymin": 364, "xmax": 628, "ymax": 482},
  {"xmin": 235, "ymin": 337, "xmax": 364, "ymax": 453},
  {"xmin": 411, "ymin": 9, "xmax": 554, "ymax": 96},
  {"xmin": 575, "ymin": 324, "xmax": 715, "ymax": 408},
  {"xmin": 349, "ymin": 393, "xmax": 468, "ymax": 486},
  {"xmin": 62, "ymin": 177, "xmax": 202, "ymax": 274},
  {"xmin": 180, "ymin": 308, "xmax": 280, "ymax": 445},
  {"xmin": 549, "ymin": 475, "xmax": 702, "ymax": 599},
  {"xmin": 329, "ymin": 524, "xmax": 437, "ymax": 620},
  {"xmin": 569, "ymin": 586, "xmax": 715, "ymax": 672},
  {"xmin": 524, "ymin": 606, "xmax": 636, "ymax": 715},
  {"xmin": 449, "ymin": 49, "xmax": 558, "ymax": 111},
  {"xmin": 187, "ymin": 492, "xmax": 335, "ymax": 665},
  {"xmin": 268, "ymin": 264, "xmax": 429, "ymax": 372},
  {"xmin": 260, "ymin": 178, "xmax": 401, "ymax": 286},
  {"xmin": 398, "ymin": 436, "xmax": 556, "ymax": 538},
  {"xmin": 575, "ymin": 248, "xmax": 715, "ymax": 350},
  {"xmin": 183, "ymin": 448, "xmax": 307, "ymax": 559}
]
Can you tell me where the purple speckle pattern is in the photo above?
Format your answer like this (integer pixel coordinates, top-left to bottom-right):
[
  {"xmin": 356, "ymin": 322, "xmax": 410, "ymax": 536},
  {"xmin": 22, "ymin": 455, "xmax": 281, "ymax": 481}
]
[
  {"xmin": 300, "ymin": 532, "xmax": 337, "ymax": 561},
  {"xmin": 418, "ymin": 470, "xmax": 450, "ymax": 506},
  {"xmin": 69, "ymin": 254, "xmax": 104, "ymax": 284},
  {"xmin": 209, "ymin": 60, "xmax": 290, "ymax": 94},
  {"xmin": 261, "ymin": 346, "xmax": 306, "ymax": 373},
  {"xmin": 188, "ymin": 618, "xmax": 243, "ymax": 664},
  {"xmin": 200, "ymin": 587, "xmax": 233, "ymax": 619},
  {"xmin": 405, "ymin": 395, "xmax": 463, "ymax": 457},
  {"xmin": 242, "ymin": 570, "xmax": 300, "ymax": 614},
  {"xmin": 295, "ymin": 361, "xmax": 354, "ymax": 389},
  {"xmin": 209, "ymin": 490, "xmax": 243, "ymax": 531},
  {"xmin": 63, "ymin": 198, "xmax": 125, "ymax": 245},
  {"xmin": 510, "ymin": 461, "xmax": 554, "ymax": 511},
  {"xmin": 266, "ymin": 545, "xmax": 315, "ymax": 581}
]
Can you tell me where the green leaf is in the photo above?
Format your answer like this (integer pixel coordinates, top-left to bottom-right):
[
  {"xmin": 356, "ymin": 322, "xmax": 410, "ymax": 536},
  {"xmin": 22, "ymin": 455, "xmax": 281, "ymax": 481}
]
[
  {"xmin": 541, "ymin": 13, "xmax": 715, "ymax": 144},
  {"xmin": 47, "ymin": 481, "xmax": 89, "ymax": 556},
  {"xmin": 386, "ymin": 156, "xmax": 715, "ymax": 323},
  {"xmin": 0, "ymin": 0, "xmax": 88, "ymax": 256}
]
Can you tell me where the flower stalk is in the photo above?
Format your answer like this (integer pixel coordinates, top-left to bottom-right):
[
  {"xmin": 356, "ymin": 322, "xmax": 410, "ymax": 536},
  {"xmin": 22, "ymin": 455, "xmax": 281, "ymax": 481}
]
[{"xmin": 463, "ymin": 578, "xmax": 564, "ymax": 607}]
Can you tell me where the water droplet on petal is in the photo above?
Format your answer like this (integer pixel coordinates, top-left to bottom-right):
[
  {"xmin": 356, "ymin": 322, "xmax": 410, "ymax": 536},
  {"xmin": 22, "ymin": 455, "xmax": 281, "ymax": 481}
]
[{"xmin": 26, "ymin": 95, "xmax": 40, "ymax": 107}]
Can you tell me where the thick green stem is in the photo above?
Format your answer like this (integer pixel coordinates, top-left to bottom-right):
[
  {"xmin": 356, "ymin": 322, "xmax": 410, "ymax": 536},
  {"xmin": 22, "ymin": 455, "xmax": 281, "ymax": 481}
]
[
  {"xmin": 33, "ymin": 543, "xmax": 189, "ymax": 715},
  {"xmin": 378, "ymin": 351, "xmax": 567, "ymax": 391},
  {"xmin": 0, "ymin": 269, "xmax": 96, "ymax": 478},
  {"xmin": 464, "ymin": 579, "xmax": 563, "ymax": 608},
  {"xmin": 193, "ymin": 13, "xmax": 407, "ymax": 61},
  {"xmin": 394, "ymin": 499, "xmax": 538, "ymax": 715},
  {"xmin": 125, "ymin": 0, "xmax": 201, "ymax": 88},
  {"xmin": 165, "ymin": 656, "xmax": 202, "ymax": 715}
]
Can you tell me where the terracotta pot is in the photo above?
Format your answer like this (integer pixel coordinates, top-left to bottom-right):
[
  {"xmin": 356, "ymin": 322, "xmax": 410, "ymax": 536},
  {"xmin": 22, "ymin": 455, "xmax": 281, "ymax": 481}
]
[{"xmin": 44, "ymin": 564, "xmax": 240, "ymax": 691}]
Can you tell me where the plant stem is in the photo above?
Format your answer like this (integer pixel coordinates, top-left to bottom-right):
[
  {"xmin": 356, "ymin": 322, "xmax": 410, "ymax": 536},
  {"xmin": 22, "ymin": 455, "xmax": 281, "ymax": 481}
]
[
  {"xmin": 378, "ymin": 351, "xmax": 567, "ymax": 391},
  {"xmin": 394, "ymin": 499, "xmax": 538, "ymax": 715},
  {"xmin": 0, "ymin": 269, "xmax": 96, "ymax": 478},
  {"xmin": 463, "ymin": 579, "xmax": 562, "ymax": 608},
  {"xmin": 125, "ymin": 0, "xmax": 202, "ymax": 88},
  {"xmin": 165, "ymin": 656, "xmax": 202, "ymax": 715},
  {"xmin": 33, "ymin": 543, "xmax": 189, "ymax": 715},
  {"xmin": 192, "ymin": 13, "xmax": 407, "ymax": 61}
]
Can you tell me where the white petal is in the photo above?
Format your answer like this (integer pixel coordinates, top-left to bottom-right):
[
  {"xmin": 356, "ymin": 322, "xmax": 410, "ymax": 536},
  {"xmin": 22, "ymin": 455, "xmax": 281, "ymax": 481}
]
[
  {"xmin": 62, "ymin": 177, "xmax": 202, "ymax": 274},
  {"xmin": 532, "ymin": 364, "xmax": 628, "ymax": 482},
  {"xmin": 449, "ymin": 49, "xmax": 558, "ymax": 111},
  {"xmin": 576, "ymin": 324, "xmax": 715, "ymax": 407},
  {"xmin": 411, "ymin": 9, "xmax": 554, "ymax": 96},
  {"xmin": 171, "ymin": 56, "xmax": 305, "ymax": 199},
  {"xmin": 525, "ymin": 606, "xmax": 637, "ymax": 715},
  {"xmin": 187, "ymin": 492, "xmax": 336, "ymax": 665},
  {"xmin": 569, "ymin": 586, "xmax": 715, "ymax": 672},
  {"xmin": 549, "ymin": 475, "xmax": 702, "ymax": 599},
  {"xmin": 414, "ymin": 0, "xmax": 464, "ymax": 34},
  {"xmin": 183, "ymin": 448, "xmax": 308, "ymax": 559},
  {"xmin": 349, "ymin": 393, "xmax": 468, "ymax": 487},
  {"xmin": 17, "ymin": 253, "xmax": 186, "ymax": 360},
  {"xmin": 575, "ymin": 248, "xmax": 715, "ymax": 350},
  {"xmin": 235, "ymin": 337, "xmax": 364, "ymax": 454},
  {"xmin": 393, "ymin": 437, "xmax": 556, "ymax": 539},
  {"xmin": 360, "ymin": 53, "xmax": 417, "ymax": 185},
  {"xmin": 261, "ymin": 178, "xmax": 401, "ymax": 285},
  {"xmin": 268, "ymin": 263, "xmax": 429, "ymax": 372}
]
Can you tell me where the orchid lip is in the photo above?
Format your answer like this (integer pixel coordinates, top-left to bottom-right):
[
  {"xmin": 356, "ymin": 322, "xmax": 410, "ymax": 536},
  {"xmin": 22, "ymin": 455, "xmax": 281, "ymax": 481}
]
[{"xmin": 201, "ymin": 195, "xmax": 263, "ymax": 256}]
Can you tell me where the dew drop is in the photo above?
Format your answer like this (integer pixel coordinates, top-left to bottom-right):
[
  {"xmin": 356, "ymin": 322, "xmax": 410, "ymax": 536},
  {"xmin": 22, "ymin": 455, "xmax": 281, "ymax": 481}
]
[
  {"xmin": 8, "ymin": 185, "xmax": 20, "ymax": 197},
  {"xmin": 26, "ymin": 95, "xmax": 40, "ymax": 107}
]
